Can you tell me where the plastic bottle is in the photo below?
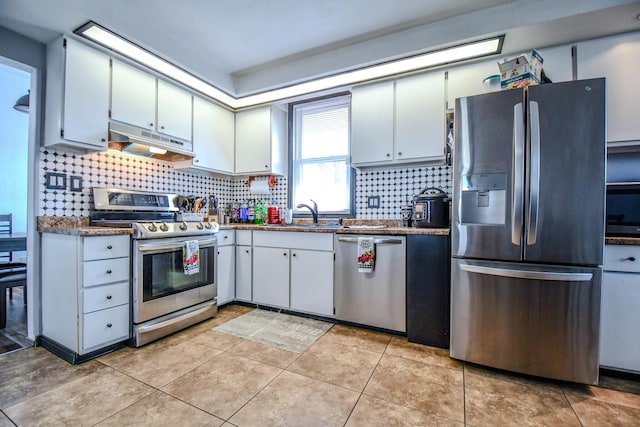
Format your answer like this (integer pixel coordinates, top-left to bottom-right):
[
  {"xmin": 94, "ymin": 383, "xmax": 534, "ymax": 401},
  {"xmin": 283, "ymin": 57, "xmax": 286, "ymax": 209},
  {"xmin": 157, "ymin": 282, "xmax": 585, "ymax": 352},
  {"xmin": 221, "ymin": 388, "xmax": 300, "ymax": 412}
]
[
  {"xmin": 268, "ymin": 200, "xmax": 280, "ymax": 224},
  {"xmin": 247, "ymin": 199, "xmax": 255, "ymax": 223},
  {"xmin": 254, "ymin": 199, "xmax": 264, "ymax": 224},
  {"xmin": 262, "ymin": 200, "xmax": 268, "ymax": 223},
  {"xmin": 239, "ymin": 200, "xmax": 248, "ymax": 223}
]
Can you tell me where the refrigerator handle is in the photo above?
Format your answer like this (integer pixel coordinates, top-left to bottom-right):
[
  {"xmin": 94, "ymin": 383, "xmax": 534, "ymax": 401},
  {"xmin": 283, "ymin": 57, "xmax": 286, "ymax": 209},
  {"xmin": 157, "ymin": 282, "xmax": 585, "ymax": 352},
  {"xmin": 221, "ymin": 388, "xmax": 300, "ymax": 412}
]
[
  {"xmin": 527, "ymin": 101, "xmax": 540, "ymax": 246},
  {"xmin": 460, "ymin": 263, "xmax": 593, "ymax": 282},
  {"xmin": 512, "ymin": 102, "xmax": 524, "ymax": 246}
]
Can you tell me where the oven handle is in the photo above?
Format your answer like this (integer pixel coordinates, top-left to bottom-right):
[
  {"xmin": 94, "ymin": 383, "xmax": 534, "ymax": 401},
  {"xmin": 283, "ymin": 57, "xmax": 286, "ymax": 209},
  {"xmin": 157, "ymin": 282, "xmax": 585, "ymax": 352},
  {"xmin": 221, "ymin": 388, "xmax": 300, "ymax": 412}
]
[{"xmin": 137, "ymin": 238, "xmax": 217, "ymax": 253}]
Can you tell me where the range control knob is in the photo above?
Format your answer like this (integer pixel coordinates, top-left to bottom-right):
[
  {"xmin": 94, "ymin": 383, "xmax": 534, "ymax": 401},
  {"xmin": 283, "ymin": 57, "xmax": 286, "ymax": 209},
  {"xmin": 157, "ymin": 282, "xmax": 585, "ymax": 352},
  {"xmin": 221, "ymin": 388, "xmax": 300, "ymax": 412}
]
[
  {"xmin": 179, "ymin": 221, "xmax": 188, "ymax": 231},
  {"xmin": 147, "ymin": 223, "xmax": 158, "ymax": 232},
  {"xmin": 203, "ymin": 222, "xmax": 212, "ymax": 229},
  {"xmin": 197, "ymin": 222, "xmax": 204, "ymax": 230},
  {"xmin": 159, "ymin": 222, "xmax": 169, "ymax": 232}
]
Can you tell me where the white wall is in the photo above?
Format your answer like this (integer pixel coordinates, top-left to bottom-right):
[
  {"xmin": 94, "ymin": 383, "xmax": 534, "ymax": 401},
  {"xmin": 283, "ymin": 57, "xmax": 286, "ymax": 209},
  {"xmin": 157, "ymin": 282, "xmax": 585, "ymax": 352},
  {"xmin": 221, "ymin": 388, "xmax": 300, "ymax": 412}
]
[{"xmin": 0, "ymin": 62, "xmax": 29, "ymax": 232}]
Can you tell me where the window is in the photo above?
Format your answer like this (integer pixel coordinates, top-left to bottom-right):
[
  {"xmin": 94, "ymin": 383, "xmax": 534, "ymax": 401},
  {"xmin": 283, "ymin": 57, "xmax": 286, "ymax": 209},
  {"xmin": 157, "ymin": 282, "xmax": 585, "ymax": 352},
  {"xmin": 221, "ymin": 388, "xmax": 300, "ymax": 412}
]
[{"xmin": 290, "ymin": 94, "xmax": 353, "ymax": 216}]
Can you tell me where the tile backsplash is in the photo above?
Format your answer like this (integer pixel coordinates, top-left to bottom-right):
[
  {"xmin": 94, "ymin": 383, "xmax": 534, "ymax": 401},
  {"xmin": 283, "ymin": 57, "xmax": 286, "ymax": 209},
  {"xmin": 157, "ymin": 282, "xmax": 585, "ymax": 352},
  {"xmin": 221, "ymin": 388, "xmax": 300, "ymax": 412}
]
[{"xmin": 38, "ymin": 147, "xmax": 450, "ymax": 219}]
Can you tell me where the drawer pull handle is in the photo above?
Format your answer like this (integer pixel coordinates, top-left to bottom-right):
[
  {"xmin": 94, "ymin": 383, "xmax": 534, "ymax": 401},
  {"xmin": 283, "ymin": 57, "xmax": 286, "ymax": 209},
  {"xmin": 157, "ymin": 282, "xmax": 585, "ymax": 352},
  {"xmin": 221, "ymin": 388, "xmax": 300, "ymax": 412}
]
[
  {"xmin": 106, "ymin": 270, "xmax": 112, "ymax": 274},
  {"xmin": 107, "ymin": 245, "xmax": 113, "ymax": 250},
  {"xmin": 106, "ymin": 295, "xmax": 112, "ymax": 300},
  {"xmin": 107, "ymin": 323, "xmax": 112, "ymax": 328},
  {"xmin": 246, "ymin": 250, "xmax": 250, "ymax": 253},
  {"xmin": 627, "ymin": 256, "xmax": 636, "ymax": 262}
]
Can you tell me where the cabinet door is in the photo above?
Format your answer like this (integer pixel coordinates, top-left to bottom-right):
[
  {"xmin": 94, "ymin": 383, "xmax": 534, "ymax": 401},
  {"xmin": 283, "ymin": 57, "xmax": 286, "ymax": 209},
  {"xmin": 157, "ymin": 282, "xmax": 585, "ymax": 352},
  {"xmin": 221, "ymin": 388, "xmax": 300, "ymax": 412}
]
[
  {"xmin": 192, "ymin": 96, "xmax": 235, "ymax": 173},
  {"xmin": 235, "ymin": 107, "xmax": 271, "ymax": 174},
  {"xmin": 290, "ymin": 249, "xmax": 333, "ymax": 316},
  {"xmin": 395, "ymin": 72, "xmax": 445, "ymax": 162},
  {"xmin": 536, "ymin": 45, "xmax": 573, "ymax": 84},
  {"xmin": 252, "ymin": 247, "xmax": 289, "ymax": 307},
  {"xmin": 63, "ymin": 38, "xmax": 110, "ymax": 148},
  {"xmin": 111, "ymin": 61, "xmax": 156, "ymax": 130},
  {"xmin": 157, "ymin": 79, "xmax": 192, "ymax": 140},
  {"xmin": 578, "ymin": 32, "xmax": 640, "ymax": 142},
  {"xmin": 446, "ymin": 60, "xmax": 498, "ymax": 109},
  {"xmin": 235, "ymin": 246, "xmax": 252, "ymax": 301},
  {"xmin": 217, "ymin": 245, "xmax": 235, "ymax": 305},
  {"xmin": 351, "ymin": 81, "xmax": 394, "ymax": 165},
  {"xmin": 600, "ymin": 271, "xmax": 640, "ymax": 371}
]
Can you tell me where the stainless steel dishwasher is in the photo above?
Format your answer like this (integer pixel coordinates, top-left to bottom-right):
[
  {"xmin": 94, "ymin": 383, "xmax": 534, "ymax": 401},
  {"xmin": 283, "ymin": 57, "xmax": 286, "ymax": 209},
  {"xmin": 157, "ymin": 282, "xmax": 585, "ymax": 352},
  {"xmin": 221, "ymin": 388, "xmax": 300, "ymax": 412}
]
[{"xmin": 334, "ymin": 234, "xmax": 406, "ymax": 333}]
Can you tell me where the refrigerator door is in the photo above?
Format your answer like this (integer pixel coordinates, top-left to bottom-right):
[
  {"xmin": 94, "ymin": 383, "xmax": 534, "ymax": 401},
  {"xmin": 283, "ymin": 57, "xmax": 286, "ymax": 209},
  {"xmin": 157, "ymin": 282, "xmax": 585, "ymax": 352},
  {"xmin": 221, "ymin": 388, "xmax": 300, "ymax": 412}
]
[
  {"xmin": 450, "ymin": 258, "xmax": 601, "ymax": 384},
  {"xmin": 524, "ymin": 79, "xmax": 606, "ymax": 266},
  {"xmin": 452, "ymin": 88, "xmax": 525, "ymax": 261}
]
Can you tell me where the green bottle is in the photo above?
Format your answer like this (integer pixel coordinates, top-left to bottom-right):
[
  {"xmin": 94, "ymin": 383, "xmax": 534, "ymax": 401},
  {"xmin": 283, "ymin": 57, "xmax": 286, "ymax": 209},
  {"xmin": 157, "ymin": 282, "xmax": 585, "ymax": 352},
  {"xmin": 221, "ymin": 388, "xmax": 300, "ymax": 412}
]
[{"xmin": 254, "ymin": 199, "xmax": 264, "ymax": 224}]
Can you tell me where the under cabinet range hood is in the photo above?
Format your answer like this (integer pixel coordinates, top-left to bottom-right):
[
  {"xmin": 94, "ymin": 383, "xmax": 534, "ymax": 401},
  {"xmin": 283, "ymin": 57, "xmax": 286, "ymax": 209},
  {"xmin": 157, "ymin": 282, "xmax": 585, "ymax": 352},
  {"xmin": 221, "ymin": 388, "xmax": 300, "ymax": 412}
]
[{"xmin": 108, "ymin": 121, "xmax": 194, "ymax": 161}]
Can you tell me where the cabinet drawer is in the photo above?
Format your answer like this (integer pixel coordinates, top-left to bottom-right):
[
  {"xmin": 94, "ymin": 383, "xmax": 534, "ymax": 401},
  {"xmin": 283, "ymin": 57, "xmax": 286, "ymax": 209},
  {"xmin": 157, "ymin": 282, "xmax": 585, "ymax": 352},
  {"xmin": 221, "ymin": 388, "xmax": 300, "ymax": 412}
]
[
  {"xmin": 84, "ymin": 235, "xmax": 130, "ymax": 260},
  {"xmin": 253, "ymin": 231, "xmax": 333, "ymax": 251},
  {"xmin": 83, "ymin": 257, "xmax": 130, "ymax": 287},
  {"xmin": 83, "ymin": 281, "xmax": 129, "ymax": 313},
  {"xmin": 604, "ymin": 245, "xmax": 640, "ymax": 273},
  {"xmin": 218, "ymin": 230, "xmax": 235, "ymax": 246},
  {"xmin": 82, "ymin": 304, "xmax": 129, "ymax": 351},
  {"xmin": 236, "ymin": 230, "xmax": 252, "ymax": 246}
]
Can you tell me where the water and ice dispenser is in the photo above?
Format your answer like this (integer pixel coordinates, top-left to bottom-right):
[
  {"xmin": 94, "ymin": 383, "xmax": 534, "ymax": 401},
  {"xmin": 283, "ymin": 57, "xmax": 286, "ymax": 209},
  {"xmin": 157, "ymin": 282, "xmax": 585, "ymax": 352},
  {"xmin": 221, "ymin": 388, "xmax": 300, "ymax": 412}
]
[{"xmin": 460, "ymin": 173, "xmax": 507, "ymax": 225}]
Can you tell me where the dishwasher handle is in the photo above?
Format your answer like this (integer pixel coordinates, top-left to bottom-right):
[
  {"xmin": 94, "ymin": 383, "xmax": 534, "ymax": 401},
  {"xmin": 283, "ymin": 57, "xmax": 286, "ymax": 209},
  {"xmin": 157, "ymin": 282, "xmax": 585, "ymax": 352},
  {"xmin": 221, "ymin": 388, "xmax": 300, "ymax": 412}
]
[{"xmin": 337, "ymin": 237, "xmax": 403, "ymax": 245}]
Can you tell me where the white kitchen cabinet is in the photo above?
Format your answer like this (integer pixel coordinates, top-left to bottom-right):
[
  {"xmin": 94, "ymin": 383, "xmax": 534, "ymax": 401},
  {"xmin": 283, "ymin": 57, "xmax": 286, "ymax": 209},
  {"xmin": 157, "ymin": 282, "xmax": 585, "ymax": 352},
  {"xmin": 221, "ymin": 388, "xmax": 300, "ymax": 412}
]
[
  {"xmin": 235, "ymin": 230, "xmax": 253, "ymax": 301},
  {"xmin": 351, "ymin": 73, "xmax": 445, "ymax": 166},
  {"xmin": 111, "ymin": 60, "xmax": 193, "ymax": 142},
  {"xmin": 176, "ymin": 96, "xmax": 235, "ymax": 173},
  {"xmin": 252, "ymin": 231, "xmax": 334, "ymax": 316},
  {"xmin": 290, "ymin": 249, "xmax": 334, "ymax": 316},
  {"xmin": 446, "ymin": 45, "xmax": 573, "ymax": 109},
  {"xmin": 578, "ymin": 32, "xmax": 640, "ymax": 143},
  {"xmin": 253, "ymin": 246, "xmax": 291, "ymax": 308},
  {"xmin": 111, "ymin": 60, "xmax": 156, "ymax": 131},
  {"xmin": 395, "ymin": 72, "xmax": 445, "ymax": 162},
  {"xmin": 157, "ymin": 79, "xmax": 192, "ymax": 141},
  {"xmin": 351, "ymin": 81, "xmax": 395, "ymax": 165},
  {"xmin": 41, "ymin": 233, "xmax": 130, "ymax": 363},
  {"xmin": 216, "ymin": 230, "xmax": 235, "ymax": 305},
  {"xmin": 600, "ymin": 244, "xmax": 640, "ymax": 373},
  {"xmin": 235, "ymin": 106, "xmax": 287, "ymax": 175},
  {"xmin": 44, "ymin": 37, "xmax": 110, "ymax": 151}
]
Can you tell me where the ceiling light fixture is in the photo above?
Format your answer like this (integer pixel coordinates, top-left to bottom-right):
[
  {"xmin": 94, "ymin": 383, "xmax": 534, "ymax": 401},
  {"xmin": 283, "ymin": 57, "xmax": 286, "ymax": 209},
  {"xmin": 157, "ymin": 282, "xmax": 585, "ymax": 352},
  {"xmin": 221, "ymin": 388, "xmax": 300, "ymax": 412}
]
[
  {"xmin": 13, "ymin": 90, "xmax": 29, "ymax": 113},
  {"xmin": 75, "ymin": 21, "xmax": 503, "ymax": 109}
]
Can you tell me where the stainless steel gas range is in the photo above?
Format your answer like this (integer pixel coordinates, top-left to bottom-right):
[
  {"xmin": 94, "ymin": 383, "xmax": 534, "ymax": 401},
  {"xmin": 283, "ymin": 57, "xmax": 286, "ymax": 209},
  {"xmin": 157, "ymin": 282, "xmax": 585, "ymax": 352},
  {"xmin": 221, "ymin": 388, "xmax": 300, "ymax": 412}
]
[{"xmin": 91, "ymin": 188, "xmax": 219, "ymax": 346}]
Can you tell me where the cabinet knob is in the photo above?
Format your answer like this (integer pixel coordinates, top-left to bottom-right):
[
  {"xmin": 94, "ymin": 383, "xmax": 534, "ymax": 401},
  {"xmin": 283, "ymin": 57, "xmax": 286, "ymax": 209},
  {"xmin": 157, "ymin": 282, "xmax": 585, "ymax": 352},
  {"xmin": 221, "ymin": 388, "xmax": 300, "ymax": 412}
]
[
  {"xmin": 386, "ymin": 153, "xmax": 391, "ymax": 157},
  {"xmin": 224, "ymin": 236, "xmax": 228, "ymax": 239},
  {"xmin": 265, "ymin": 165, "xmax": 269, "ymax": 168},
  {"xmin": 106, "ymin": 323, "xmax": 112, "ymax": 328},
  {"xmin": 218, "ymin": 251, "xmax": 220, "ymax": 255},
  {"xmin": 292, "ymin": 253, "xmax": 296, "ymax": 257},
  {"xmin": 627, "ymin": 256, "xmax": 636, "ymax": 262},
  {"xmin": 283, "ymin": 252, "xmax": 287, "ymax": 256},
  {"xmin": 195, "ymin": 159, "xmax": 199, "ymax": 163},
  {"xmin": 149, "ymin": 123, "xmax": 154, "ymax": 127},
  {"xmin": 160, "ymin": 125, "xmax": 165, "ymax": 130},
  {"xmin": 106, "ymin": 295, "xmax": 112, "ymax": 300},
  {"xmin": 107, "ymin": 245, "xmax": 113, "ymax": 250},
  {"xmin": 101, "ymin": 138, "xmax": 106, "ymax": 142},
  {"xmin": 246, "ymin": 250, "xmax": 250, "ymax": 253},
  {"xmin": 398, "ymin": 152, "xmax": 402, "ymax": 156},
  {"xmin": 106, "ymin": 270, "xmax": 112, "ymax": 274}
]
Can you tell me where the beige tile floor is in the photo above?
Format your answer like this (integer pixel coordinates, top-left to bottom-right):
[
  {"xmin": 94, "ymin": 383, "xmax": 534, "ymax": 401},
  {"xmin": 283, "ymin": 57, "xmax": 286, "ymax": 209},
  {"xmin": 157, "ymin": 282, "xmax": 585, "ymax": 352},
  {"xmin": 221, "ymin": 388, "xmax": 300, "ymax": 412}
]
[{"xmin": 1, "ymin": 304, "xmax": 640, "ymax": 426}]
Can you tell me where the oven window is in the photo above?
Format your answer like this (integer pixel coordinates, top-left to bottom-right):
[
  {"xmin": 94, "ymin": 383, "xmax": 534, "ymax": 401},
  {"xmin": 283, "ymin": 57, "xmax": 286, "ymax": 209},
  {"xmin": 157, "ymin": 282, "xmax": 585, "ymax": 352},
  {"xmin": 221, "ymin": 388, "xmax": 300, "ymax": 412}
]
[
  {"xmin": 607, "ymin": 192, "xmax": 640, "ymax": 226},
  {"xmin": 142, "ymin": 245, "xmax": 215, "ymax": 301}
]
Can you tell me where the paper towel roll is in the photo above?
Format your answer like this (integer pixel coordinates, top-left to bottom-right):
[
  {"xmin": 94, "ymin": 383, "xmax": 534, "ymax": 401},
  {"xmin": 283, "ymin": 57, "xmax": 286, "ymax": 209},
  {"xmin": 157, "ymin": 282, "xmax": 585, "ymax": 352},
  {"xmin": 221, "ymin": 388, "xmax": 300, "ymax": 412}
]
[{"xmin": 249, "ymin": 179, "xmax": 270, "ymax": 194}]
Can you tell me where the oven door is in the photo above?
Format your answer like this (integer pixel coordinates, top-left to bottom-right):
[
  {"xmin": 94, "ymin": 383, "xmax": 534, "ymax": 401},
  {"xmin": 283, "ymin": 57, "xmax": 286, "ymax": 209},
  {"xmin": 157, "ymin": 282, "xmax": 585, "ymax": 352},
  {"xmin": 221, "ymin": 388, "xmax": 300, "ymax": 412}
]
[{"xmin": 133, "ymin": 236, "xmax": 217, "ymax": 324}]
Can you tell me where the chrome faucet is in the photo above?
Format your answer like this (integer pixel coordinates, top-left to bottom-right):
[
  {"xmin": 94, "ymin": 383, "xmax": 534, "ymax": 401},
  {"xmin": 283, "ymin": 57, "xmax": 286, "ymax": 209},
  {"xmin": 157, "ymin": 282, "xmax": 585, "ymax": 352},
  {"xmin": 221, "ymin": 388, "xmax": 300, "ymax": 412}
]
[{"xmin": 296, "ymin": 199, "xmax": 318, "ymax": 224}]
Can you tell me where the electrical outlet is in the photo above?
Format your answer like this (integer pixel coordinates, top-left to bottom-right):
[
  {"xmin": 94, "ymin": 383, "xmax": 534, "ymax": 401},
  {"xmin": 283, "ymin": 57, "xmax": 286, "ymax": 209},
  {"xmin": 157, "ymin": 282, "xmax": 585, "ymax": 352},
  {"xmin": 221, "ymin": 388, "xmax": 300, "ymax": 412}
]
[
  {"xmin": 367, "ymin": 196, "xmax": 380, "ymax": 208},
  {"xmin": 45, "ymin": 172, "xmax": 66, "ymax": 190}
]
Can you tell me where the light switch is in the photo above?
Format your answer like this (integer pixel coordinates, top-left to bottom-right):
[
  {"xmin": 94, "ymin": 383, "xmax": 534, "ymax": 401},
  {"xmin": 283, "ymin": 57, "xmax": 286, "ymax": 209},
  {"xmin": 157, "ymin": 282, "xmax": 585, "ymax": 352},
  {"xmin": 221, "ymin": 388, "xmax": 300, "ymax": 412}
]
[
  {"xmin": 45, "ymin": 172, "xmax": 66, "ymax": 190},
  {"xmin": 367, "ymin": 196, "xmax": 380, "ymax": 208}
]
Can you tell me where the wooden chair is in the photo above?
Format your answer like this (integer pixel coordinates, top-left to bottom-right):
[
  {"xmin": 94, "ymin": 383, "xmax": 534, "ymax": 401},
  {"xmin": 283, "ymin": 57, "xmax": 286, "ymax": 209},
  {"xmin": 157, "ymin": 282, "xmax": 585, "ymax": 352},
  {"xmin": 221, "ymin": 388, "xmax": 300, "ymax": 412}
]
[{"xmin": 0, "ymin": 214, "xmax": 26, "ymax": 327}]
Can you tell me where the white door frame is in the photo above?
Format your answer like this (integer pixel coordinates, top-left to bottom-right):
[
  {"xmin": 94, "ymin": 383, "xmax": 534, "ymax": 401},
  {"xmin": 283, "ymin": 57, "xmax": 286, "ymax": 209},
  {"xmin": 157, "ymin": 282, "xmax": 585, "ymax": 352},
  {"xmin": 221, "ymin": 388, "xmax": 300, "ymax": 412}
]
[{"xmin": 0, "ymin": 55, "xmax": 41, "ymax": 341}]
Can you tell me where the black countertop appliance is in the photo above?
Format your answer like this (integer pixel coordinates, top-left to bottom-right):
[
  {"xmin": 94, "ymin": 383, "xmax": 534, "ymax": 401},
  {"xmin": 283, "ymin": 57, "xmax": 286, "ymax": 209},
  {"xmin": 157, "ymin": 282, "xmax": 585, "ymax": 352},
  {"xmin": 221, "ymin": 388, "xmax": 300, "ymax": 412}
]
[{"xmin": 412, "ymin": 187, "xmax": 449, "ymax": 228}]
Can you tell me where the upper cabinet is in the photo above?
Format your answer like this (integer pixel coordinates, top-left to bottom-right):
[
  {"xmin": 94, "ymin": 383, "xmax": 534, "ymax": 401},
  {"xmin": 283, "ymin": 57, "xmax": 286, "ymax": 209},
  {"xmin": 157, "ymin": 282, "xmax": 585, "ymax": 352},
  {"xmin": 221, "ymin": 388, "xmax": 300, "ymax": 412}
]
[
  {"xmin": 351, "ymin": 71, "xmax": 445, "ymax": 167},
  {"xmin": 111, "ymin": 60, "xmax": 192, "ymax": 142},
  {"xmin": 577, "ymin": 32, "xmax": 640, "ymax": 144},
  {"xmin": 235, "ymin": 106, "xmax": 287, "ymax": 175},
  {"xmin": 44, "ymin": 37, "xmax": 110, "ymax": 151},
  {"xmin": 446, "ymin": 45, "xmax": 573, "ymax": 109}
]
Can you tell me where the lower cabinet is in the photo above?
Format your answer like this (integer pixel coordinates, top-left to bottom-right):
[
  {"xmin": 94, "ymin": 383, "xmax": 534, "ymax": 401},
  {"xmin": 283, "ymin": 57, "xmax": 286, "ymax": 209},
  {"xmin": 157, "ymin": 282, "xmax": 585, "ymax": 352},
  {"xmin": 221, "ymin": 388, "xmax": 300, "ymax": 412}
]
[
  {"xmin": 252, "ymin": 231, "xmax": 334, "ymax": 316},
  {"xmin": 216, "ymin": 230, "xmax": 235, "ymax": 305},
  {"xmin": 600, "ymin": 244, "xmax": 640, "ymax": 372},
  {"xmin": 40, "ymin": 233, "xmax": 131, "ymax": 363},
  {"xmin": 235, "ymin": 230, "xmax": 253, "ymax": 302}
]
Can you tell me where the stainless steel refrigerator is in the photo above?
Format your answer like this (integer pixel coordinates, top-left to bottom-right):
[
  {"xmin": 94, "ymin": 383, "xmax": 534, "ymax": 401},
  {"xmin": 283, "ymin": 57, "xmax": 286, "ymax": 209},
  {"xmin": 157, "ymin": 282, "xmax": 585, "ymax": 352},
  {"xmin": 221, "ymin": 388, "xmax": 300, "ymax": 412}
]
[{"xmin": 450, "ymin": 78, "xmax": 606, "ymax": 385}]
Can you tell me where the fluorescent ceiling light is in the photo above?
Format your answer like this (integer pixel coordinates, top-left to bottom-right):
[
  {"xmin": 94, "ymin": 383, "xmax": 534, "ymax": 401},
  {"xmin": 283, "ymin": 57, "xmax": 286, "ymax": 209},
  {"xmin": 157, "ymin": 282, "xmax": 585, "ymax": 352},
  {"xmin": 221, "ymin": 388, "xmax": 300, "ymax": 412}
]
[{"xmin": 75, "ymin": 21, "xmax": 503, "ymax": 110}]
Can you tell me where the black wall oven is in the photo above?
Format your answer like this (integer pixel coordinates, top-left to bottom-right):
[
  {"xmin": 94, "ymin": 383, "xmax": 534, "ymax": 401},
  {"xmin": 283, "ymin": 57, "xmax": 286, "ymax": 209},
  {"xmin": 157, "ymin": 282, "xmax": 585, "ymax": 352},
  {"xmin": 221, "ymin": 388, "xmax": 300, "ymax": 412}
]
[{"xmin": 606, "ymin": 182, "xmax": 640, "ymax": 236}]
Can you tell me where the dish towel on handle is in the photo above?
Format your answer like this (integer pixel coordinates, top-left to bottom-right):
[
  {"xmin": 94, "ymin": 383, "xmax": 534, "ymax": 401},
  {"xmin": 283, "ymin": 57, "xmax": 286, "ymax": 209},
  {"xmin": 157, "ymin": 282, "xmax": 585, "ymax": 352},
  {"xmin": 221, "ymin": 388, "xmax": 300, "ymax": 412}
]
[
  {"xmin": 183, "ymin": 240, "xmax": 200, "ymax": 275},
  {"xmin": 357, "ymin": 237, "xmax": 375, "ymax": 273}
]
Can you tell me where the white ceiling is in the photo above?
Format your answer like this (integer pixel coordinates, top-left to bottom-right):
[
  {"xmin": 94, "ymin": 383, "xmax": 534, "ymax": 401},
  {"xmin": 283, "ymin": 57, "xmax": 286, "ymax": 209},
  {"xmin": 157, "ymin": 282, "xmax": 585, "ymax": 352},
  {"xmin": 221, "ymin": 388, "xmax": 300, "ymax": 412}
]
[{"xmin": 1, "ymin": 0, "xmax": 640, "ymax": 98}]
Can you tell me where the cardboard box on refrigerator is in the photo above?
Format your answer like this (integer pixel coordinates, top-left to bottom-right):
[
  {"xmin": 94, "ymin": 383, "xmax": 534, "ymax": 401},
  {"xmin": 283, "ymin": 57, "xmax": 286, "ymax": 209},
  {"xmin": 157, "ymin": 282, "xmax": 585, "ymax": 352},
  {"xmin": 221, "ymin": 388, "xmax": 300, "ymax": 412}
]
[{"xmin": 499, "ymin": 49, "xmax": 543, "ymax": 89}]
